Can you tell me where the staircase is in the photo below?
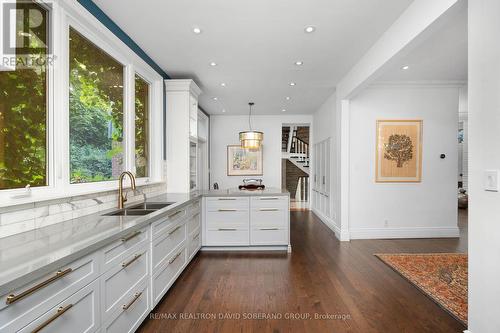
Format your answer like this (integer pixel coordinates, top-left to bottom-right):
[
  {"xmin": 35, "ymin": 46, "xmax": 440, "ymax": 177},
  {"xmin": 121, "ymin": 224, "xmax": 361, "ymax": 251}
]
[{"xmin": 282, "ymin": 126, "xmax": 310, "ymax": 202}]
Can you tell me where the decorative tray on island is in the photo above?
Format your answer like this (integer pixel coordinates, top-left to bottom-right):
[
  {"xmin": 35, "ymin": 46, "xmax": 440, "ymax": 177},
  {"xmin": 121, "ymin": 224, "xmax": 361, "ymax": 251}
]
[{"xmin": 238, "ymin": 178, "xmax": 265, "ymax": 191}]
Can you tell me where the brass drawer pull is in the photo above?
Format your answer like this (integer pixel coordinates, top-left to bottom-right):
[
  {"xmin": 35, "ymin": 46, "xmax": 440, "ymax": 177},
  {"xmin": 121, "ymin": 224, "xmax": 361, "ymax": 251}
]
[
  {"xmin": 193, "ymin": 233, "xmax": 200, "ymax": 240},
  {"xmin": 217, "ymin": 198, "xmax": 236, "ymax": 200},
  {"xmin": 168, "ymin": 210, "xmax": 183, "ymax": 219},
  {"xmin": 6, "ymin": 268, "xmax": 73, "ymax": 305},
  {"xmin": 259, "ymin": 208, "xmax": 279, "ymax": 211},
  {"xmin": 218, "ymin": 228, "xmax": 237, "ymax": 231},
  {"xmin": 168, "ymin": 225, "xmax": 182, "ymax": 236},
  {"xmin": 218, "ymin": 209, "xmax": 237, "ymax": 212},
  {"xmin": 122, "ymin": 292, "xmax": 142, "ymax": 310},
  {"xmin": 31, "ymin": 304, "xmax": 73, "ymax": 333},
  {"xmin": 260, "ymin": 197, "xmax": 279, "ymax": 200},
  {"xmin": 259, "ymin": 228, "xmax": 279, "ymax": 231},
  {"xmin": 122, "ymin": 253, "xmax": 142, "ymax": 268},
  {"xmin": 169, "ymin": 252, "xmax": 182, "ymax": 264},
  {"xmin": 121, "ymin": 230, "xmax": 141, "ymax": 242}
]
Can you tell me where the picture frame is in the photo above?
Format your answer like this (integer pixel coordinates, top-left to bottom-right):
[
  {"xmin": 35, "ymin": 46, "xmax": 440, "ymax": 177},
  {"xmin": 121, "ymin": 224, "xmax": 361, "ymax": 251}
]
[
  {"xmin": 375, "ymin": 120, "xmax": 423, "ymax": 183},
  {"xmin": 227, "ymin": 145, "xmax": 263, "ymax": 176}
]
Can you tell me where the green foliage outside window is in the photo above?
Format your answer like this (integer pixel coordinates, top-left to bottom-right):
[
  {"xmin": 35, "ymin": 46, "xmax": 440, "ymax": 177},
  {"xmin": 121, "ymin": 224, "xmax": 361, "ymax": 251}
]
[
  {"xmin": 69, "ymin": 28, "xmax": 124, "ymax": 183},
  {"xmin": 0, "ymin": 2, "xmax": 48, "ymax": 190},
  {"xmin": 135, "ymin": 75, "xmax": 149, "ymax": 178}
]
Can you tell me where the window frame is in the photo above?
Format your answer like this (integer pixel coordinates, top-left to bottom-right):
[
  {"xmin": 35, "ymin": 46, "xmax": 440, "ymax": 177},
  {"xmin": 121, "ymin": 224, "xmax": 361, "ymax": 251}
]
[{"xmin": 0, "ymin": 0, "xmax": 164, "ymax": 205}]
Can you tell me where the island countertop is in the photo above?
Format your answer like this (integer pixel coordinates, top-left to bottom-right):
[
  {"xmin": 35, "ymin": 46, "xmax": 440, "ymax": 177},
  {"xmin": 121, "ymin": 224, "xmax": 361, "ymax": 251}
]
[{"xmin": 0, "ymin": 189, "xmax": 289, "ymax": 295}]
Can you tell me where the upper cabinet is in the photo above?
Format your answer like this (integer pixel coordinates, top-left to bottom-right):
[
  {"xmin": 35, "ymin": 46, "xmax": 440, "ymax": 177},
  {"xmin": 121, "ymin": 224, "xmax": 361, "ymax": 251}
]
[{"xmin": 165, "ymin": 80, "xmax": 202, "ymax": 193}]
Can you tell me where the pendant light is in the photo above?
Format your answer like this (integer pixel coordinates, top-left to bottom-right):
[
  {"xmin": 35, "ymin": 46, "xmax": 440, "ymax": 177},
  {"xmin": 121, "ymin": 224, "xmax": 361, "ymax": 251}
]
[{"xmin": 239, "ymin": 102, "xmax": 263, "ymax": 149}]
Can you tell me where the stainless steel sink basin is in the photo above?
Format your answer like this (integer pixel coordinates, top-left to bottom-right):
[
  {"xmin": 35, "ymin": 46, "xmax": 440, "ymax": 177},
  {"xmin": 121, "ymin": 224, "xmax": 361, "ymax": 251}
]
[
  {"xmin": 128, "ymin": 202, "xmax": 174, "ymax": 210},
  {"xmin": 102, "ymin": 209, "xmax": 156, "ymax": 216}
]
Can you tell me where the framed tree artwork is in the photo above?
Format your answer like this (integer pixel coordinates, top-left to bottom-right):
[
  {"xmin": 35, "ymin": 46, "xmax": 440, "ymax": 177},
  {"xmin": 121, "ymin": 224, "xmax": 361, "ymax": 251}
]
[
  {"xmin": 227, "ymin": 145, "xmax": 263, "ymax": 176},
  {"xmin": 375, "ymin": 120, "xmax": 423, "ymax": 182}
]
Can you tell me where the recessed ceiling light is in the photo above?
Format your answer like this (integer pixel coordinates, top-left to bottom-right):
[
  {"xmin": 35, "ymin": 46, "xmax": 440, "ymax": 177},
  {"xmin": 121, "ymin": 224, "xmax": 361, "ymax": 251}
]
[
  {"xmin": 213, "ymin": 97, "xmax": 218, "ymax": 101},
  {"xmin": 193, "ymin": 27, "xmax": 202, "ymax": 34},
  {"xmin": 221, "ymin": 82, "xmax": 226, "ymax": 87},
  {"xmin": 282, "ymin": 109, "xmax": 286, "ymax": 112},
  {"xmin": 304, "ymin": 26, "xmax": 316, "ymax": 33},
  {"xmin": 210, "ymin": 62, "xmax": 217, "ymax": 67},
  {"xmin": 286, "ymin": 96, "xmax": 291, "ymax": 100},
  {"xmin": 289, "ymin": 82, "xmax": 296, "ymax": 86},
  {"xmin": 402, "ymin": 65, "xmax": 410, "ymax": 70},
  {"xmin": 295, "ymin": 61, "xmax": 303, "ymax": 66},
  {"xmin": 222, "ymin": 109, "xmax": 226, "ymax": 113}
]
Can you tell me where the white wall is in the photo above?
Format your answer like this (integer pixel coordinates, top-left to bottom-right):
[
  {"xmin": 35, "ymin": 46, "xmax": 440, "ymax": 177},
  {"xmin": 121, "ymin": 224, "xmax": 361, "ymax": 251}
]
[
  {"xmin": 312, "ymin": 93, "xmax": 340, "ymax": 232},
  {"xmin": 348, "ymin": 85, "xmax": 460, "ymax": 239},
  {"xmin": 210, "ymin": 115, "xmax": 312, "ymax": 189},
  {"xmin": 468, "ymin": 1, "xmax": 500, "ymax": 332}
]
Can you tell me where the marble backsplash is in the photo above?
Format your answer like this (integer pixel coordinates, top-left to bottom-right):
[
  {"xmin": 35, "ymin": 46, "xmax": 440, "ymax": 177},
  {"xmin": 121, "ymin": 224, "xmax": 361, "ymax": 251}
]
[{"xmin": 0, "ymin": 182, "xmax": 168, "ymax": 239}]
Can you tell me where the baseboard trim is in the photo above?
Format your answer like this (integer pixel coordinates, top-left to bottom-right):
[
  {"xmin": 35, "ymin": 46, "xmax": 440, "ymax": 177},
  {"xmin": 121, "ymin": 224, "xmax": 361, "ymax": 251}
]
[
  {"xmin": 201, "ymin": 245, "xmax": 289, "ymax": 252},
  {"xmin": 311, "ymin": 208, "xmax": 341, "ymax": 239},
  {"xmin": 349, "ymin": 226, "xmax": 460, "ymax": 240}
]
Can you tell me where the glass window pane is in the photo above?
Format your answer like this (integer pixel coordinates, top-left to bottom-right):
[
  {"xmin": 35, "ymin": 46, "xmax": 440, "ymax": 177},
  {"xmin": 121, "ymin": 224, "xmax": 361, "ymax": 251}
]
[
  {"xmin": 135, "ymin": 75, "xmax": 149, "ymax": 178},
  {"xmin": 69, "ymin": 28, "xmax": 124, "ymax": 183},
  {"xmin": 0, "ymin": 1, "xmax": 49, "ymax": 190}
]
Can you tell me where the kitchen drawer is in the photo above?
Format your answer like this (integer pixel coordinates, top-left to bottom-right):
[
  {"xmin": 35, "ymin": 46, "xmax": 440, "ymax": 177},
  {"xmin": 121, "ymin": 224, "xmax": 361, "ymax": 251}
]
[
  {"xmin": 250, "ymin": 228, "xmax": 288, "ymax": 245},
  {"xmin": 188, "ymin": 199, "xmax": 201, "ymax": 214},
  {"xmin": 102, "ymin": 227, "xmax": 148, "ymax": 271},
  {"xmin": 102, "ymin": 279, "xmax": 150, "ymax": 333},
  {"xmin": 101, "ymin": 246, "xmax": 148, "ymax": 321},
  {"xmin": 0, "ymin": 252, "xmax": 100, "ymax": 333},
  {"xmin": 187, "ymin": 211, "xmax": 201, "ymax": 234},
  {"xmin": 205, "ymin": 229, "xmax": 249, "ymax": 246},
  {"xmin": 151, "ymin": 245, "xmax": 187, "ymax": 306},
  {"xmin": 151, "ymin": 220, "xmax": 186, "ymax": 273},
  {"xmin": 206, "ymin": 210, "xmax": 249, "ymax": 230},
  {"xmin": 188, "ymin": 228, "xmax": 201, "ymax": 260},
  {"xmin": 151, "ymin": 207, "xmax": 187, "ymax": 239},
  {"xmin": 250, "ymin": 196, "xmax": 288, "ymax": 209},
  {"xmin": 205, "ymin": 197, "xmax": 249, "ymax": 210},
  {"xmin": 250, "ymin": 209, "xmax": 288, "ymax": 228},
  {"xmin": 18, "ymin": 279, "xmax": 100, "ymax": 333}
]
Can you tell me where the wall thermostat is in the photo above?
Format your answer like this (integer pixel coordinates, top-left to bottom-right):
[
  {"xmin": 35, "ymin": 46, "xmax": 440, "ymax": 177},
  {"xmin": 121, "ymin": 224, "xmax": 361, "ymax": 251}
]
[{"xmin": 484, "ymin": 170, "xmax": 500, "ymax": 192}]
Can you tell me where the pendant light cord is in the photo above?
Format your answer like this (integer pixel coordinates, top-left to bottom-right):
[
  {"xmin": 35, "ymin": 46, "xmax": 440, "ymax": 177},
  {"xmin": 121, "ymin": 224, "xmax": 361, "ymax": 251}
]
[{"xmin": 248, "ymin": 102, "xmax": 254, "ymax": 130}]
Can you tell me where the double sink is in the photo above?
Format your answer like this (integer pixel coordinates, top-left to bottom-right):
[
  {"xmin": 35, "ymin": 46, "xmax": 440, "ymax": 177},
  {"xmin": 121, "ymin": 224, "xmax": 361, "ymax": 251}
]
[{"xmin": 102, "ymin": 202, "xmax": 175, "ymax": 216}]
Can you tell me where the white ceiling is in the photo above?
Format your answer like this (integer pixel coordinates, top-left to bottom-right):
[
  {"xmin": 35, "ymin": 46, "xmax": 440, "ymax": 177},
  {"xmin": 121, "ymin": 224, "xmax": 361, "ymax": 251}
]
[
  {"xmin": 377, "ymin": 3, "xmax": 467, "ymax": 82},
  {"xmin": 94, "ymin": 0, "xmax": 414, "ymax": 115}
]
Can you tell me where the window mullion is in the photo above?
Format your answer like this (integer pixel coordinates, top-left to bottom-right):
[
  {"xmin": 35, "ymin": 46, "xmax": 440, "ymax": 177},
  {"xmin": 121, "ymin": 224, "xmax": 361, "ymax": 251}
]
[{"xmin": 124, "ymin": 65, "xmax": 136, "ymax": 175}]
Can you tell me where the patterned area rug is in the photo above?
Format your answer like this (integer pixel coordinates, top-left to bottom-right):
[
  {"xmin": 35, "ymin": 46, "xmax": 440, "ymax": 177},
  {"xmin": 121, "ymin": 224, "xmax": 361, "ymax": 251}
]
[{"xmin": 375, "ymin": 253, "xmax": 468, "ymax": 324}]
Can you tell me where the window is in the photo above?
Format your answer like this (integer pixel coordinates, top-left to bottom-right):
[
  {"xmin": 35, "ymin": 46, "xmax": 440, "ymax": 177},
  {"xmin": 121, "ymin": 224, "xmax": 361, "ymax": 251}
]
[
  {"xmin": 135, "ymin": 74, "xmax": 149, "ymax": 178},
  {"xmin": 0, "ymin": 1, "xmax": 49, "ymax": 190},
  {"xmin": 69, "ymin": 28, "xmax": 124, "ymax": 183}
]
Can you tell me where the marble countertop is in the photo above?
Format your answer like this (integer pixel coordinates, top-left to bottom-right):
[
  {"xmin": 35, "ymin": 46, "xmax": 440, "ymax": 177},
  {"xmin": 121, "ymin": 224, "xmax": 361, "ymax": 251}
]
[{"xmin": 0, "ymin": 189, "xmax": 289, "ymax": 295}]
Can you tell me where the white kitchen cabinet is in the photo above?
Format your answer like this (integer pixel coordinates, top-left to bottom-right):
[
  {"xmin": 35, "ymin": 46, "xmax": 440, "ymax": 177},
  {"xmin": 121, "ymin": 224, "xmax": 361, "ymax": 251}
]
[
  {"xmin": 203, "ymin": 195, "xmax": 290, "ymax": 250},
  {"xmin": 312, "ymin": 137, "xmax": 333, "ymax": 223},
  {"xmin": 18, "ymin": 279, "xmax": 100, "ymax": 333},
  {"xmin": 165, "ymin": 79, "xmax": 202, "ymax": 193},
  {"xmin": 0, "ymin": 252, "xmax": 100, "ymax": 333},
  {"xmin": 151, "ymin": 244, "xmax": 187, "ymax": 307}
]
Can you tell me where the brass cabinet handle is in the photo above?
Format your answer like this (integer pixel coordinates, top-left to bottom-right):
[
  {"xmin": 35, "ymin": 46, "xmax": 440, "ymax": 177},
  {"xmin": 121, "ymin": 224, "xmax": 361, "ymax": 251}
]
[
  {"xmin": 217, "ymin": 198, "xmax": 236, "ymax": 200},
  {"xmin": 122, "ymin": 292, "xmax": 142, "ymax": 310},
  {"xmin": 168, "ymin": 252, "xmax": 182, "ymax": 264},
  {"xmin": 6, "ymin": 268, "xmax": 73, "ymax": 305},
  {"xmin": 168, "ymin": 210, "xmax": 183, "ymax": 219},
  {"xmin": 218, "ymin": 209, "xmax": 237, "ymax": 212},
  {"xmin": 218, "ymin": 228, "xmax": 237, "ymax": 231},
  {"xmin": 259, "ymin": 228, "xmax": 279, "ymax": 231},
  {"xmin": 259, "ymin": 208, "xmax": 279, "ymax": 211},
  {"xmin": 168, "ymin": 225, "xmax": 182, "ymax": 236},
  {"xmin": 259, "ymin": 197, "xmax": 279, "ymax": 200},
  {"xmin": 121, "ymin": 230, "xmax": 141, "ymax": 242},
  {"xmin": 193, "ymin": 233, "xmax": 200, "ymax": 240},
  {"xmin": 31, "ymin": 304, "xmax": 73, "ymax": 333},
  {"xmin": 122, "ymin": 253, "xmax": 142, "ymax": 268}
]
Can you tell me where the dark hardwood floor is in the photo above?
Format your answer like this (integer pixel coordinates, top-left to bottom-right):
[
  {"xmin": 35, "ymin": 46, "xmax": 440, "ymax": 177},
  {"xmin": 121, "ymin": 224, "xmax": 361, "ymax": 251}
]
[{"xmin": 138, "ymin": 210, "xmax": 468, "ymax": 333}]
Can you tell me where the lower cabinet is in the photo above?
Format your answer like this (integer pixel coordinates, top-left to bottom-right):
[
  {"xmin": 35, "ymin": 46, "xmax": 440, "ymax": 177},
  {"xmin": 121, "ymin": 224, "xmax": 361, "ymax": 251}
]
[
  {"xmin": 2, "ymin": 199, "xmax": 202, "ymax": 333},
  {"xmin": 203, "ymin": 196, "xmax": 290, "ymax": 248}
]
